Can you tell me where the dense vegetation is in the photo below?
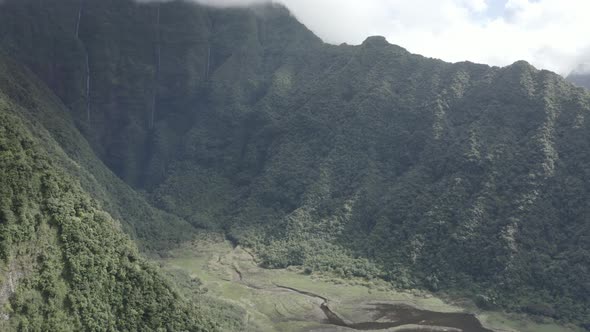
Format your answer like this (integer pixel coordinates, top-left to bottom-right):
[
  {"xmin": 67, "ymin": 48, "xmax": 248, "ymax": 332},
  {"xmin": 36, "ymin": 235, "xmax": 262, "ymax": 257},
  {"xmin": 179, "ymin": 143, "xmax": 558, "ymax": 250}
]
[
  {"xmin": 0, "ymin": 55, "xmax": 243, "ymax": 331},
  {"xmin": 0, "ymin": 0, "xmax": 589, "ymax": 329},
  {"xmin": 0, "ymin": 51, "xmax": 195, "ymax": 252}
]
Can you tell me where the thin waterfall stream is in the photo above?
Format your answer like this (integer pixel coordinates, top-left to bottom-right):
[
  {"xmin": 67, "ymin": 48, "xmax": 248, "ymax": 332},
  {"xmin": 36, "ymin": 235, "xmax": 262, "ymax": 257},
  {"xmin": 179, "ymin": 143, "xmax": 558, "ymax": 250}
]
[
  {"xmin": 85, "ymin": 52, "xmax": 90, "ymax": 123},
  {"xmin": 151, "ymin": 4, "xmax": 161, "ymax": 129},
  {"xmin": 75, "ymin": 0, "xmax": 91, "ymax": 124},
  {"xmin": 206, "ymin": 45, "xmax": 211, "ymax": 80},
  {"xmin": 75, "ymin": 0, "xmax": 82, "ymax": 38}
]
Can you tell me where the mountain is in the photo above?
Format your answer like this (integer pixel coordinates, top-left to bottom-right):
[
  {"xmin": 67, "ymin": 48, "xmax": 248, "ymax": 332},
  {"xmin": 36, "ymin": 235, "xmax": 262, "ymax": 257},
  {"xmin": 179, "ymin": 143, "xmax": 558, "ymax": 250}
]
[
  {"xmin": 0, "ymin": 0, "xmax": 589, "ymax": 330},
  {"xmin": 0, "ymin": 54, "xmax": 243, "ymax": 330},
  {"xmin": 567, "ymin": 64, "xmax": 590, "ymax": 89}
]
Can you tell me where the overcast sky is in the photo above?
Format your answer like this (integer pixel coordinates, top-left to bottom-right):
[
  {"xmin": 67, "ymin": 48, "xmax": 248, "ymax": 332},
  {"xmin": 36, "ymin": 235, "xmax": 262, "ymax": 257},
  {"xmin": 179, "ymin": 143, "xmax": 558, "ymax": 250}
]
[{"xmin": 189, "ymin": 0, "xmax": 590, "ymax": 75}]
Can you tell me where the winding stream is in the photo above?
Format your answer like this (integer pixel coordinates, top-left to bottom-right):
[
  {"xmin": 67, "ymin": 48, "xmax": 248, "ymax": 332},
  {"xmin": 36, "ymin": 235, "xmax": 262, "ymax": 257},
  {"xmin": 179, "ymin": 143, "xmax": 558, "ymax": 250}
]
[
  {"xmin": 225, "ymin": 244, "xmax": 494, "ymax": 331},
  {"xmin": 164, "ymin": 238, "xmax": 581, "ymax": 332},
  {"xmin": 275, "ymin": 285, "xmax": 493, "ymax": 331},
  {"xmin": 161, "ymin": 241, "xmax": 540, "ymax": 332}
]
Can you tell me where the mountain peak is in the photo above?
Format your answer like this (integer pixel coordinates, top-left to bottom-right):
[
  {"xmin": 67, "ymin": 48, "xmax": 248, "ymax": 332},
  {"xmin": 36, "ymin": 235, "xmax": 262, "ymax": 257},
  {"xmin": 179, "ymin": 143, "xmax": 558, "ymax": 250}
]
[
  {"xmin": 362, "ymin": 35, "xmax": 389, "ymax": 47},
  {"xmin": 250, "ymin": 1, "xmax": 291, "ymax": 17},
  {"xmin": 506, "ymin": 60, "xmax": 538, "ymax": 74},
  {"xmin": 510, "ymin": 60, "xmax": 534, "ymax": 68}
]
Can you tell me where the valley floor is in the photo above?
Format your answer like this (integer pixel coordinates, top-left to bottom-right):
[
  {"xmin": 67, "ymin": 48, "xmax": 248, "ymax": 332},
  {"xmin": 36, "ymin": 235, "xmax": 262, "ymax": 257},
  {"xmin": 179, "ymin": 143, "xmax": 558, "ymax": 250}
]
[{"xmin": 159, "ymin": 234, "xmax": 583, "ymax": 332}]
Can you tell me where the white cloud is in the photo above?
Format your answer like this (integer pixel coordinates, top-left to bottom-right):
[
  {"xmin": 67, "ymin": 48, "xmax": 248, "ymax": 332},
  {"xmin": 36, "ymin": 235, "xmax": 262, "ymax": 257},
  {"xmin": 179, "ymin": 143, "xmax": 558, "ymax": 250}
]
[
  {"xmin": 145, "ymin": 0, "xmax": 590, "ymax": 75},
  {"xmin": 279, "ymin": 0, "xmax": 590, "ymax": 75},
  {"xmin": 464, "ymin": 0, "xmax": 488, "ymax": 13}
]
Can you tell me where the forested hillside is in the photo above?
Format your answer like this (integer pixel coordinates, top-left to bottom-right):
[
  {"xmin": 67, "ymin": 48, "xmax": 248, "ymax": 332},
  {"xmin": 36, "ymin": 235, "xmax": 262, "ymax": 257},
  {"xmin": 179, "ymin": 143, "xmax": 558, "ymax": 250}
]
[
  {"xmin": 0, "ymin": 52, "xmax": 242, "ymax": 331},
  {"xmin": 0, "ymin": 0, "xmax": 589, "ymax": 329}
]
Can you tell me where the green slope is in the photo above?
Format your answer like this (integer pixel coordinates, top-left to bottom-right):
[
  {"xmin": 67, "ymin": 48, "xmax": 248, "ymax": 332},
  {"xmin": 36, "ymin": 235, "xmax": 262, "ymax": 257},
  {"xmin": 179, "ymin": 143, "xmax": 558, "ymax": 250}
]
[
  {"xmin": 0, "ymin": 53, "xmax": 195, "ymax": 251},
  {"xmin": 0, "ymin": 0, "xmax": 589, "ymax": 329},
  {"xmin": 0, "ymin": 55, "xmax": 243, "ymax": 331}
]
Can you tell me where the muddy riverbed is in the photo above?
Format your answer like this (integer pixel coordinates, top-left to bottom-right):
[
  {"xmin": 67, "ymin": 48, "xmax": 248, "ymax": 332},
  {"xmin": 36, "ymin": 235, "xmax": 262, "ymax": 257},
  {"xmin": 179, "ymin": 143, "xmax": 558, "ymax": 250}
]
[
  {"xmin": 333, "ymin": 302, "xmax": 493, "ymax": 331},
  {"xmin": 277, "ymin": 284, "xmax": 492, "ymax": 331}
]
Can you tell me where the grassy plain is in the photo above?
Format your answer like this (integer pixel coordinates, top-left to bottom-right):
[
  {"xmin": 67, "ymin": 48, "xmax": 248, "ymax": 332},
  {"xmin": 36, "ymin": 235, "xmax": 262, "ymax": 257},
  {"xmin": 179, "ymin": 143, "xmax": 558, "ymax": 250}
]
[{"xmin": 160, "ymin": 233, "xmax": 583, "ymax": 332}]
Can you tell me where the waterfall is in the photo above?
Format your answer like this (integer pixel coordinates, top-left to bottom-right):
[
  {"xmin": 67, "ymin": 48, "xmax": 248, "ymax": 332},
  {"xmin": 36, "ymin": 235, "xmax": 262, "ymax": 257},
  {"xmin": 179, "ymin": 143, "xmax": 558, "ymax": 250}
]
[
  {"xmin": 155, "ymin": 4, "xmax": 161, "ymax": 75},
  {"xmin": 85, "ymin": 52, "xmax": 90, "ymax": 123},
  {"xmin": 150, "ymin": 4, "xmax": 161, "ymax": 129},
  {"xmin": 74, "ymin": 0, "xmax": 90, "ymax": 124},
  {"xmin": 75, "ymin": 0, "xmax": 83, "ymax": 38},
  {"xmin": 206, "ymin": 45, "xmax": 211, "ymax": 80}
]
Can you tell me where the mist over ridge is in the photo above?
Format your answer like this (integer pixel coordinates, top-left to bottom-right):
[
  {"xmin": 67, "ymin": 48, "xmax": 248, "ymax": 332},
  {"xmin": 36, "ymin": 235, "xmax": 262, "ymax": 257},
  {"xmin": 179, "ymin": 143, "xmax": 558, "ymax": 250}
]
[{"xmin": 137, "ymin": 0, "xmax": 590, "ymax": 76}]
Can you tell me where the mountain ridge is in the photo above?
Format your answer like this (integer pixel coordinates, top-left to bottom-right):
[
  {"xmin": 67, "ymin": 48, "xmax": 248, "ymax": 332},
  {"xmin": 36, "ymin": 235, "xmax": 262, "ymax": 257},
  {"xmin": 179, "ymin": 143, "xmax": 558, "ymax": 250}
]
[
  {"xmin": 0, "ymin": 54, "xmax": 244, "ymax": 330},
  {"xmin": 0, "ymin": 0, "xmax": 589, "ymax": 330}
]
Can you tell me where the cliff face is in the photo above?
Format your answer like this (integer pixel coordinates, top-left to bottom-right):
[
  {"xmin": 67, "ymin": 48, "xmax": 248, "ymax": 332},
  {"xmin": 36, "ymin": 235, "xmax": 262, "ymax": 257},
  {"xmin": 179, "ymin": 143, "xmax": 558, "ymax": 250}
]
[
  {"xmin": 0, "ymin": 0, "xmax": 589, "ymax": 328},
  {"xmin": 0, "ymin": 0, "xmax": 320, "ymax": 187},
  {"xmin": 0, "ymin": 55, "xmax": 243, "ymax": 331}
]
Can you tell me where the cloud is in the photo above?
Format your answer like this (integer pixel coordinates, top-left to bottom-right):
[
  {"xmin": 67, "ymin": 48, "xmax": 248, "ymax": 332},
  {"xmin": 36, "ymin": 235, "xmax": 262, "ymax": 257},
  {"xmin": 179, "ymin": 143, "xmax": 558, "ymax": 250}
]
[
  {"xmin": 280, "ymin": 0, "xmax": 590, "ymax": 75},
  {"xmin": 142, "ymin": 0, "xmax": 590, "ymax": 75}
]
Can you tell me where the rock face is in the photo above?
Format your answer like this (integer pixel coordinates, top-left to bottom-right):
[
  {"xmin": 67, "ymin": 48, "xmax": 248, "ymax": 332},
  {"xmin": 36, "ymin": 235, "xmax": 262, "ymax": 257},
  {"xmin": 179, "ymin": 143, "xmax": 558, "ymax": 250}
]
[
  {"xmin": 0, "ymin": 261, "xmax": 25, "ymax": 318},
  {"xmin": 0, "ymin": 0, "xmax": 589, "ymax": 329}
]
